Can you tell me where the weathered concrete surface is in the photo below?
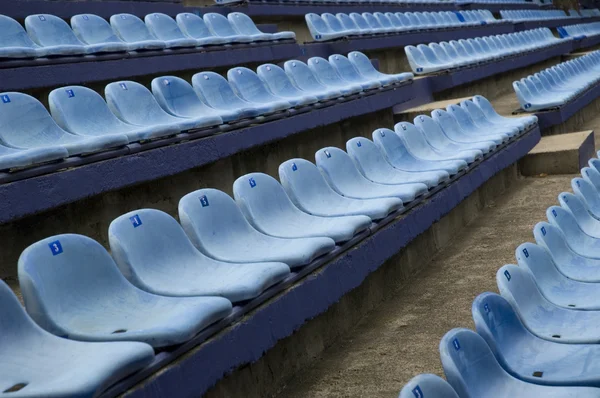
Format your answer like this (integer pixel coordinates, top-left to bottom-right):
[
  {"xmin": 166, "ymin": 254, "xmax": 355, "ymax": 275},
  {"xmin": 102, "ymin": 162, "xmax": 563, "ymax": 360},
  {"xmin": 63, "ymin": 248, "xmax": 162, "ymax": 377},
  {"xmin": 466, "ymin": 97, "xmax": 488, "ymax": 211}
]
[
  {"xmin": 519, "ymin": 130, "xmax": 595, "ymax": 176},
  {"xmin": 269, "ymin": 173, "xmax": 574, "ymax": 398}
]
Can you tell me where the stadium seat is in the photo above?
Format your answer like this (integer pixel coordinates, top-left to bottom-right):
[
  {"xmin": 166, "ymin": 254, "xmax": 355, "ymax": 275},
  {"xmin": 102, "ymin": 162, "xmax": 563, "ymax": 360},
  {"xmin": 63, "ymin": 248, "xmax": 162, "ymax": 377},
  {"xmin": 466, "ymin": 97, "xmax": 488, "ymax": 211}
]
[
  {"xmin": 192, "ymin": 71, "xmax": 274, "ymax": 119},
  {"xmin": 228, "ymin": 12, "xmax": 295, "ymax": 41},
  {"xmin": 305, "ymin": 13, "xmax": 349, "ymax": 41},
  {"xmin": 348, "ymin": 51, "xmax": 413, "ymax": 86},
  {"xmin": 49, "ymin": 86, "xmax": 179, "ymax": 143},
  {"xmin": 0, "ymin": 15, "xmax": 44, "ymax": 59},
  {"xmin": 227, "ymin": 67, "xmax": 292, "ymax": 112},
  {"xmin": 414, "ymin": 114, "xmax": 493, "ymax": 155},
  {"xmin": 110, "ymin": 13, "xmax": 167, "ymax": 51},
  {"xmin": 458, "ymin": 99, "xmax": 522, "ymax": 137},
  {"xmin": 70, "ymin": 14, "xmax": 130, "ymax": 52},
  {"xmin": 307, "ymin": 57, "xmax": 364, "ymax": 96},
  {"xmin": 233, "ymin": 172, "xmax": 371, "ymax": 243},
  {"xmin": 109, "ymin": 209, "xmax": 290, "ymax": 302},
  {"xmin": 473, "ymin": 95, "xmax": 538, "ymax": 129},
  {"xmin": 256, "ymin": 64, "xmax": 320, "ymax": 107},
  {"xmin": 497, "ymin": 264, "xmax": 600, "ymax": 343},
  {"xmin": 583, "ymin": 165, "xmax": 600, "ymax": 193},
  {"xmin": 446, "ymin": 104, "xmax": 515, "ymax": 143},
  {"xmin": 175, "ymin": 13, "xmax": 227, "ymax": 46},
  {"xmin": 284, "ymin": 60, "xmax": 344, "ymax": 101},
  {"xmin": 440, "ymin": 327, "xmax": 600, "ymax": 396},
  {"xmin": 399, "ymin": 374, "xmax": 459, "ymax": 398},
  {"xmin": 18, "ymin": 234, "xmax": 233, "ymax": 347},
  {"xmin": 547, "ymin": 205, "xmax": 600, "ymax": 258},
  {"xmin": 178, "ymin": 188, "xmax": 335, "ymax": 268},
  {"xmin": 328, "ymin": 54, "xmax": 382, "ymax": 90},
  {"xmin": 278, "ymin": 158, "xmax": 403, "ymax": 220},
  {"xmin": 315, "ymin": 146, "xmax": 429, "ymax": 203},
  {"xmin": 105, "ymin": 81, "xmax": 222, "ymax": 132},
  {"xmin": 336, "ymin": 13, "xmax": 367, "ymax": 35},
  {"xmin": 0, "ymin": 280, "xmax": 155, "ymax": 398},
  {"xmin": 203, "ymin": 13, "xmax": 253, "ymax": 43},
  {"xmin": 394, "ymin": 122, "xmax": 474, "ymax": 165},
  {"xmin": 151, "ymin": 76, "xmax": 240, "ymax": 123},
  {"xmin": 558, "ymin": 191, "xmax": 600, "ymax": 238},
  {"xmin": 534, "ymin": 221, "xmax": 600, "ymax": 282},
  {"xmin": 516, "ymin": 242, "xmax": 600, "ymax": 310},
  {"xmin": 431, "ymin": 109, "xmax": 506, "ymax": 146},
  {"xmin": 0, "ymin": 92, "xmax": 128, "ymax": 156},
  {"xmin": 572, "ymin": 177, "xmax": 600, "ymax": 220},
  {"xmin": 0, "ymin": 143, "xmax": 67, "ymax": 171},
  {"xmin": 348, "ymin": 135, "xmax": 449, "ymax": 189},
  {"xmin": 323, "ymin": 13, "xmax": 359, "ymax": 37},
  {"xmin": 144, "ymin": 13, "xmax": 199, "ymax": 48},
  {"xmin": 473, "ymin": 292, "xmax": 600, "ymax": 387},
  {"xmin": 26, "ymin": 14, "xmax": 125, "ymax": 55}
]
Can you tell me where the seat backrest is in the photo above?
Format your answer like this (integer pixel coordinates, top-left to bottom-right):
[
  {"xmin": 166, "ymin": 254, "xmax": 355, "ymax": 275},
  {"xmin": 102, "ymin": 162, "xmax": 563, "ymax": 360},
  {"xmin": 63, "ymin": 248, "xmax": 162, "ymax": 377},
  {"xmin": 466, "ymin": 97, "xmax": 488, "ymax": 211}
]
[
  {"xmin": 394, "ymin": 121, "xmax": 434, "ymax": 157},
  {"xmin": 532, "ymin": 221, "xmax": 593, "ymax": 272},
  {"xmin": 515, "ymin": 242, "xmax": 566, "ymax": 298},
  {"xmin": 227, "ymin": 67, "xmax": 280, "ymax": 103},
  {"xmin": 25, "ymin": 14, "xmax": 83, "ymax": 46},
  {"xmin": 371, "ymin": 127, "xmax": 412, "ymax": 165},
  {"xmin": 278, "ymin": 158, "xmax": 341, "ymax": 208},
  {"xmin": 145, "ymin": 13, "xmax": 188, "ymax": 41},
  {"xmin": 71, "ymin": 14, "xmax": 122, "ymax": 45},
  {"xmin": 347, "ymin": 51, "xmax": 378, "ymax": 77},
  {"xmin": 329, "ymin": 54, "xmax": 363, "ymax": 81},
  {"xmin": 559, "ymin": 191, "xmax": 594, "ymax": 229},
  {"xmin": 546, "ymin": 205, "xmax": 585, "ymax": 242},
  {"xmin": 572, "ymin": 177, "xmax": 600, "ymax": 213},
  {"xmin": 374, "ymin": 12, "xmax": 393, "ymax": 28},
  {"xmin": 257, "ymin": 63, "xmax": 303, "ymax": 97},
  {"xmin": 398, "ymin": 374, "xmax": 459, "ymax": 398},
  {"xmin": 228, "ymin": 12, "xmax": 262, "ymax": 36},
  {"xmin": 349, "ymin": 13, "xmax": 372, "ymax": 31},
  {"xmin": 582, "ymin": 166, "xmax": 600, "ymax": 192},
  {"xmin": 459, "ymin": 99, "xmax": 492, "ymax": 126},
  {"xmin": 176, "ymin": 13, "xmax": 213, "ymax": 39},
  {"xmin": 49, "ymin": 85, "xmax": 134, "ymax": 136},
  {"xmin": 110, "ymin": 13, "xmax": 157, "ymax": 42},
  {"xmin": 322, "ymin": 13, "xmax": 346, "ymax": 33},
  {"xmin": 446, "ymin": 104, "xmax": 479, "ymax": 131},
  {"xmin": 315, "ymin": 146, "xmax": 366, "ymax": 188},
  {"xmin": 0, "ymin": 15, "xmax": 38, "ymax": 48},
  {"xmin": 152, "ymin": 75, "xmax": 209, "ymax": 118},
  {"xmin": 362, "ymin": 13, "xmax": 383, "ymax": 29},
  {"xmin": 346, "ymin": 135, "xmax": 392, "ymax": 175},
  {"xmin": 105, "ymin": 81, "xmax": 176, "ymax": 126},
  {"xmin": 204, "ymin": 13, "xmax": 239, "ymax": 37},
  {"xmin": 413, "ymin": 114, "xmax": 450, "ymax": 149},
  {"xmin": 307, "ymin": 56, "xmax": 346, "ymax": 87},
  {"xmin": 18, "ymin": 234, "xmax": 135, "ymax": 335},
  {"xmin": 431, "ymin": 109, "xmax": 468, "ymax": 138},
  {"xmin": 336, "ymin": 13, "xmax": 360, "ymax": 31},
  {"xmin": 0, "ymin": 279, "xmax": 45, "ymax": 342},
  {"xmin": 385, "ymin": 13, "xmax": 403, "ymax": 28},
  {"xmin": 284, "ymin": 60, "xmax": 327, "ymax": 92},
  {"xmin": 192, "ymin": 71, "xmax": 249, "ymax": 109}
]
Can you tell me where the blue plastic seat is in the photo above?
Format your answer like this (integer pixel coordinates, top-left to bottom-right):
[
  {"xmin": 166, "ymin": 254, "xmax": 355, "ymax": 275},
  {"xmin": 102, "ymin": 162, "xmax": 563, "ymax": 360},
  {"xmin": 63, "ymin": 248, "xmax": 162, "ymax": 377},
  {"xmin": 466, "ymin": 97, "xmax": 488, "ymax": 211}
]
[
  {"xmin": 430, "ymin": 109, "xmax": 506, "ymax": 146},
  {"xmin": 151, "ymin": 76, "xmax": 239, "ymax": 123},
  {"xmin": 179, "ymin": 188, "xmax": 335, "ymax": 268},
  {"xmin": 0, "ymin": 280, "xmax": 155, "ymax": 398},
  {"xmin": 394, "ymin": 122, "xmax": 473, "ymax": 166},
  {"xmin": 192, "ymin": 71, "xmax": 277, "ymax": 119},
  {"xmin": 227, "ymin": 67, "xmax": 291, "ymax": 112},
  {"xmin": 322, "ymin": 13, "xmax": 359, "ymax": 37},
  {"xmin": 498, "ymin": 264, "xmax": 600, "ymax": 344},
  {"xmin": 284, "ymin": 60, "xmax": 343, "ymax": 101},
  {"xmin": 315, "ymin": 147, "xmax": 428, "ymax": 203},
  {"xmin": 175, "ymin": 13, "xmax": 227, "ymax": 46},
  {"xmin": 279, "ymin": 158, "xmax": 403, "ymax": 220},
  {"xmin": 328, "ymin": 54, "xmax": 382, "ymax": 90},
  {"xmin": 0, "ymin": 15, "xmax": 43, "ymax": 59},
  {"xmin": 305, "ymin": 13, "xmax": 348, "ymax": 41},
  {"xmin": 0, "ymin": 142, "xmax": 67, "ymax": 171},
  {"xmin": 347, "ymin": 51, "xmax": 413, "ymax": 85},
  {"xmin": 414, "ymin": 115, "xmax": 490, "ymax": 156},
  {"xmin": 583, "ymin": 165, "xmax": 600, "ymax": 195},
  {"xmin": 19, "ymin": 234, "xmax": 233, "ymax": 347},
  {"xmin": 70, "ymin": 14, "xmax": 130, "ymax": 53},
  {"xmin": 105, "ymin": 81, "xmax": 222, "ymax": 132},
  {"xmin": 109, "ymin": 209, "xmax": 290, "ymax": 302},
  {"xmin": 458, "ymin": 99, "xmax": 521, "ymax": 137},
  {"xmin": 256, "ymin": 64, "xmax": 319, "ymax": 107},
  {"xmin": 145, "ymin": 13, "xmax": 199, "ymax": 48},
  {"xmin": 559, "ymin": 191, "xmax": 600, "ymax": 238},
  {"xmin": 547, "ymin": 204, "xmax": 600, "ymax": 258},
  {"xmin": 307, "ymin": 57, "xmax": 363, "ymax": 96},
  {"xmin": 229, "ymin": 12, "xmax": 294, "ymax": 41},
  {"xmin": 445, "ymin": 104, "xmax": 514, "ymax": 143},
  {"xmin": 0, "ymin": 92, "xmax": 127, "ymax": 156},
  {"xmin": 233, "ymin": 172, "xmax": 371, "ymax": 243},
  {"xmin": 337, "ymin": 13, "xmax": 367, "ymax": 35},
  {"xmin": 572, "ymin": 177, "xmax": 600, "ymax": 220},
  {"xmin": 49, "ymin": 85, "xmax": 179, "ymax": 143},
  {"xmin": 399, "ymin": 374, "xmax": 459, "ymax": 398},
  {"xmin": 440, "ymin": 327, "xmax": 600, "ymax": 396},
  {"xmin": 473, "ymin": 292, "xmax": 600, "ymax": 388},
  {"xmin": 404, "ymin": 45, "xmax": 444, "ymax": 74},
  {"xmin": 110, "ymin": 14, "xmax": 166, "ymax": 50},
  {"xmin": 348, "ymin": 135, "xmax": 449, "ymax": 188},
  {"xmin": 203, "ymin": 13, "xmax": 253, "ymax": 43}
]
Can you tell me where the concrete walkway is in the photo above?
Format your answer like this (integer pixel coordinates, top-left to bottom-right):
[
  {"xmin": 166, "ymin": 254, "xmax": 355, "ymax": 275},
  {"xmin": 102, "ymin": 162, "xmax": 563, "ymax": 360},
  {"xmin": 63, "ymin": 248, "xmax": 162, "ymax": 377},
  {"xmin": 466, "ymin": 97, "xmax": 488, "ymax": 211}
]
[{"xmin": 276, "ymin": 174, "xmax": 574, "ymax": 398}]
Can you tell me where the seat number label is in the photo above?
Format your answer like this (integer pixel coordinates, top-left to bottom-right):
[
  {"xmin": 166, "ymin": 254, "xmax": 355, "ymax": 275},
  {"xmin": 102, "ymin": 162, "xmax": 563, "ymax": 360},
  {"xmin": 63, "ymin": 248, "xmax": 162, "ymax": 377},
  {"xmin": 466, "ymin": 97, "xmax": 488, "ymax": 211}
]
[
  {"xmin": 129, "ymin": 214, "xmax": 142, "ymax": 228},
  {"xmin": 200, "ymin": 195, "xmax": 209, "ymax": 207},
  {"xmin": 412, "ymin": 386, "xmax": 424, "ymax": 398},
  {"xmin": 249, "ymin": 177, "xmax": 256, "ymax": 188},
  {"xmin": 48, "ymin": 240, "xmax": 63, "ymax": 256}
]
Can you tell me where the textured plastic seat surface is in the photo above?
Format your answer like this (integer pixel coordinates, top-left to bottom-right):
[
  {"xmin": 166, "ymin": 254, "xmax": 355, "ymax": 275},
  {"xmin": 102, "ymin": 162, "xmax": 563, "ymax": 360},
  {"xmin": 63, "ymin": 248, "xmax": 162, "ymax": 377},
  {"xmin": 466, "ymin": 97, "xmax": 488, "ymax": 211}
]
[
  {"xmin": 105, "ymin": 81, "xmax": 222, "ymax": 131},
  {"xmin": 559, "ymin": 191, "xmax": 600, "ymax": 238},
  {"xmin": 179, "ymin": 188, "xmax": 335, "ymax": 268},
  {"xmin": 440, "ymin": 328, "xmax": 600, "ymax": 397},
  {"xmin": 473, "ymin": 292, "xmax": 600, "ymax": 388},
  {"xmin": 547, "ymin": 205, "xmax": 600, "ymax": 258},
  {"xmin": 279, "ymin": 158, "xmax": 403, "ymax": 220},
  {"xmin": 573, "ymin": 176, "xmax": 600, "ymax": 220},
  {"xmin": 0, "ymin": 92, "xmax": 127, "ymax": 156},
  {"xmin": 229, "ymin": 12, "xmax": 294, "ymax": 41},
  {"xmin": 227, "ymin": 67, "xmax": 291, "ymax": 112},
  {"xmin": 516, "ymin": 242, "xmax": 600, "ymax": 310},
  {"xmin": 458, "ymin": 99, "xmax": 520, "ymax": 137},
  {"xmin": 0, "ymin": 143, "xmax": 67, "ymax": 171},
  {"xmin": 414, "ymin": 115, "xmax": 489, "ymax": 157},
  {"xmin": 398, "ymin": 374, "xmax": 459, "ymax": 398},
  {"xmin": 192, "ymin": 71, "xmax": 271, "ymax": 119},
  {"xmin": 145, "ymin": 13, "xmax": 199, "ymax": 48},
  {"xmin": 204, "ymin": 13, "xmax": 252, "ymax": 43},
  {"xmin": 25, "ymin": 14, "xmax": 87, "ymax": 56},
  {"xmin": 305, "ymin": 13, "xmax": 347, "ymax": 41},
  {"xmin": 110, "ymin": 14, "xmax": 166, "ymax": 50},
  {"xmin": 498, "ymin": 264, "xmax": 600, "ymax": 344},
  {"xmin": 0, "ymin": 15, "xmax": 41, "ymax": 59},
  {"xmin": 175, "ymin": 13, "xmax": 226, "ymax": 46},
  {"xmin": 329, "ymin": 54, "xmax": 382, "ymax": 90},
  {"xmin": 307, "ymin": 57, "xmax": 363, "ymax": 96},
  {"xmin": 151, "ymin": 76, "xmax": 239, "ymax": 123},
  {"xmin": 49, "ymin": 86, "xmax": 178, "ymax": 143},
  {"xmin": 284, "ymin": 60, "xmax": 343, "ymax": 101},
  {"xmin": 19, "ymin": 234, "xmax": 233, "ymax": 347},
  {"xmin": 347, "ymin": 136, "xmax": 449, "ymax": 189},
  {"xmin": 256, "ymin": 64, "xmax": 319, "ymax": 107},
  {"xmin": 233, "ymin": 172, "xmax": 371, "ymax": 243},
  {"xmin": 0, "ymin": 280, "xmax": 155, "ymax": 398},
  {"xmin": 109, "ymin": 209, "xmax": 290, "ymax": 303},
  {"xmin": 348, "ymin": 51, "xmax": 413, "ymax": 85},
  {"xmin": 315, "ymin": 146, "xmax": 428, "ymax": 202},
  {"xmin": 431, "ymin": 108, "xmax": 506, "ymax": 146},
  {"xmin": 70, "ymin": 14, "xmax": 129, "ymax": 52}
]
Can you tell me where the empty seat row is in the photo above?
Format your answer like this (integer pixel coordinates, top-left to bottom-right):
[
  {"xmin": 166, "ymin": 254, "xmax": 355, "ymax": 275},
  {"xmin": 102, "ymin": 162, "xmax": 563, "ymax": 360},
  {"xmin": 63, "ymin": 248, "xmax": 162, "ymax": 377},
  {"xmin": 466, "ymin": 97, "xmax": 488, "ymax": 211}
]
[
  {"xmin": 0, "ymin": 51, "xmax": 410, "ymax": 173},
  {"xmin": 405, "ymin": 28, "xmax": 563, "ymax": 74},
  {"xmin": 219, "ymin": 0, "xmax": 455, "ymax": 5},
  {"xmin": 579, "ymin": 8, "xmax": 600, "ymax": 17},
  {"xmin": 557, "ymin": 21, "xmax": 600, "ymax": 38},
  {"xmin": 513, "ymin": 49, "xmax": 600, "ymax": 111},
  {"xmin": 401, "ymin": 153, "xmax": 600, "ymax": 396},
  {"xmin": 305, "ymin": 10, "xmax": 497, "ymax": 41},
  {"xmin": 499, "ymin": 9, "xmax": 573, "ymax": 21},
  {"xmin": 0, "ymin": 11, "xmax": 294, "ymax": 60}
]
